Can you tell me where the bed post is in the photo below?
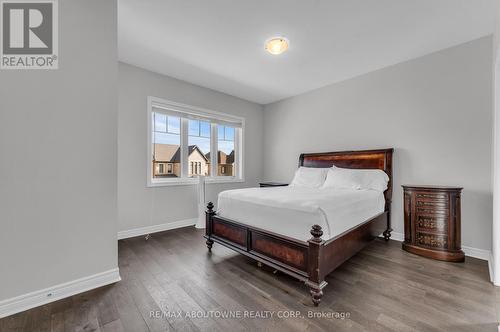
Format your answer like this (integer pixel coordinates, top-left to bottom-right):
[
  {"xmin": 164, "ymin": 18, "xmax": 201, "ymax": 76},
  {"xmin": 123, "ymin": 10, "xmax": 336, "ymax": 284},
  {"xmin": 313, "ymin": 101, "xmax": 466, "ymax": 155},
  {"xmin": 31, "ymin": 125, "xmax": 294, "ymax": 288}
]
[
  {"xmin": 206, "ymin": 202, "xmax": 215, "ymax": 251},
  {"xmin": 306, "ymin": 225, "xmax": 328, "ymax": 306},
  {"xmin": 383, "ymin": 148, "xmax": 394, "ymax": 241},
  {"xmin": 383, "ymin": 212, "xmax": 393, "ymax": 241}
]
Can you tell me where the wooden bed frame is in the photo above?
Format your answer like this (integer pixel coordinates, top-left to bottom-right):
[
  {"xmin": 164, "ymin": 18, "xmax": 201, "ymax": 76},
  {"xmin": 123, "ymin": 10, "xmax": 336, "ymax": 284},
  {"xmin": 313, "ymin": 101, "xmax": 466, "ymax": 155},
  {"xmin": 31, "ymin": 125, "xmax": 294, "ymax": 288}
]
[{"xmin": 204, "ymin": 148, "xmax": 394, "ymax": 306}]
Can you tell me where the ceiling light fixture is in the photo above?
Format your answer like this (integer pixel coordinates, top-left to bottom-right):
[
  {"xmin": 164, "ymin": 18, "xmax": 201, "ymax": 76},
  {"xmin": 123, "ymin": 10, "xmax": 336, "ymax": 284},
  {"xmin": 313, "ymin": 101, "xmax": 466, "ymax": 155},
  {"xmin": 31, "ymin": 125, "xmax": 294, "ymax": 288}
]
[{"xmin": 265, "ymin": 36, "xmax": 289, "ymax": 55}]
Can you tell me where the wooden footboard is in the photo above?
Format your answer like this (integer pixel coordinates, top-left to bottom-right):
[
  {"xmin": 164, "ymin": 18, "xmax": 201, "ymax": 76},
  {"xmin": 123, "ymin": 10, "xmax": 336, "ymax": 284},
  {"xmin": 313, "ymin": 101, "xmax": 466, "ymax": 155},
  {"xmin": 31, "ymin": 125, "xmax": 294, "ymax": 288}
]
[
  {"xmin": 204, "ymin": 202, "xmax": 389, "ymax": 306},
  {"xmin": 205, "ymin": 202, "xmax": 310, "ymax": 281},
  {"xmin": 203, "ymin": 148, "xmax": 393, "ymax": 306}
]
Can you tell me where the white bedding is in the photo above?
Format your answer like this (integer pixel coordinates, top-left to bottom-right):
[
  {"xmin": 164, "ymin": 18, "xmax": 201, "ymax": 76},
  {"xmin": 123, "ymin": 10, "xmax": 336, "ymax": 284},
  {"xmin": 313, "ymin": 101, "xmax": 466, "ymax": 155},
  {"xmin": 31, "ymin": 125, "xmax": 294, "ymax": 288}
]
[{"xmin": 217, "ymin": 186, "xmax": 385, "ymax": 241}]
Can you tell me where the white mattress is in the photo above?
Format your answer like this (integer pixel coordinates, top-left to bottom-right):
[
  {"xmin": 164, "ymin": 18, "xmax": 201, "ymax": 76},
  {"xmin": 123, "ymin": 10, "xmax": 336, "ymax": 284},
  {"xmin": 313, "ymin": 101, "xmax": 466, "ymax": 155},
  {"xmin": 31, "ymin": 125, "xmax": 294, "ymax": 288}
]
[{"xmin": 217, "ymin": 186, "xmax": 385, "ymax": 242}]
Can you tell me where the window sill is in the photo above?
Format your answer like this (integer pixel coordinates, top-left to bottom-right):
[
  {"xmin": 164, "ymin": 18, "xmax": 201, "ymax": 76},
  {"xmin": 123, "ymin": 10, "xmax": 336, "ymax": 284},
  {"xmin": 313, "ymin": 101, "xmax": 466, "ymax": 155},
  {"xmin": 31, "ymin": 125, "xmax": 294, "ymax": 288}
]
[{"xmin": 147, "ymin": 177, "xmax": 245, "ymax": 187}]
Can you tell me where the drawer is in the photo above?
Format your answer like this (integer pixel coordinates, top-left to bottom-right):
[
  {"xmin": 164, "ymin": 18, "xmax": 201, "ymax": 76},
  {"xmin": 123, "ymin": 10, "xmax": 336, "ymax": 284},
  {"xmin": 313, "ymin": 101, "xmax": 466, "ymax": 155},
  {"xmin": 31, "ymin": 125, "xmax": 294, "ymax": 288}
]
[
  {"xmin": 415, "ymin": 207, "xmax": 448, "ymax": 215},
  {"xmin": 415, "ymin": 214, "xmax": 447, "ymax": 233},
  {"xmin": 403, "ymin": 186, "xmax": 462, "ymax": 261},
  {"xmin": 415, "ymin": 200, "xmax": 448, "ymax": 208},
  {"xmin": 415, "ymin": 192, "xmax": 448, "ymax": 200},
  {"xmin": 415, "ymin": 199, "xmax": 449, "ymax": 215},
  {"xmin": 416, "ymin": 232, "xmax": 448, "ymax": 249}
]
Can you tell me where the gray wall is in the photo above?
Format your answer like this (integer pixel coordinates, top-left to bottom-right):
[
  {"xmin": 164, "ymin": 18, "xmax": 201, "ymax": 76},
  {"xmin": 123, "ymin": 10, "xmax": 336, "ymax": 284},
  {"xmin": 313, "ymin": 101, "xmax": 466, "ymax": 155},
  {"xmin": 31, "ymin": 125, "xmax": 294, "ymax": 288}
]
[
  {"xmin": 0, "ymin": 0, "xmax": 118, "ymax": 301},
  {"xmin": 118, "ymin": 63, "xmax": 264, "ymax": 232},
  {"xmin": 263, "ymin": 37, "xmax": 493, "ymax": 250}
]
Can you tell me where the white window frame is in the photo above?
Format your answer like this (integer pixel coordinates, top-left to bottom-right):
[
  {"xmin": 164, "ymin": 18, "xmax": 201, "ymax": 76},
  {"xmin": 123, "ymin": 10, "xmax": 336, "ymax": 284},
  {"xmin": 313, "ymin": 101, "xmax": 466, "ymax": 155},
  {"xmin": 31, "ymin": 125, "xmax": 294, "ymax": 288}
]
[{"xmin": 147, "ymin": 96, "xmax": 245, "ymax": 187}]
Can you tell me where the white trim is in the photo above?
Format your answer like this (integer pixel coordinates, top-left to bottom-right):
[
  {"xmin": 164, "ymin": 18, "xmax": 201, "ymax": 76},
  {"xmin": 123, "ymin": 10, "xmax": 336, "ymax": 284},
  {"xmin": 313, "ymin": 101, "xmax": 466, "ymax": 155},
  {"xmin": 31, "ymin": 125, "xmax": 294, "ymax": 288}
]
[
  {"xmin": 387, "ymin": 231, "xmax": 495, "ymax": 282},
  {"xmin": 147, "ymin": 96, "xmax": 154, "ymax": 186},
  {"xmin": 149, "ymin": 96, "xmax": 244, "ymax": 125},
  {"xmin": 490, "ymin": 252, "xmax": 497, "ymax": 285},
  {"xmin": 207, "ymin": 177, "xmax": 245, "ymax": 184},
  {"xmin": 147, "ymin": 177, "xmax": 245, "ymax": 187},
  {"xmin": 210, "ymin": 122, "xmax": 218, "ymax": 177},
  {"xmin": 0, "ymin": 268, "xmax": 120, "ymax": 319},
  {"xmin": 117, "ymin": 218, "xmax": 196, "ymax": 240},
  {"xmin": 386, "ymin": 231, "xmax": 492, "ymax": 260},
  {"xmin": 235, "ymin": 127, "xmax": 243, "ymax": 179},
  {"xmin": 388, "ymin": 231, "xmax": 404, "ymax": 242},
  {"xmin": 388, "ymin": 231, "xmax": 495, "ymax": 282},
  {"xmin": 462, "ymin": 245, "xmax": 492, "ymax": 261},
  {"xmin": 180, "ymin": 118, "xmax": 189, "ymax": 178}
]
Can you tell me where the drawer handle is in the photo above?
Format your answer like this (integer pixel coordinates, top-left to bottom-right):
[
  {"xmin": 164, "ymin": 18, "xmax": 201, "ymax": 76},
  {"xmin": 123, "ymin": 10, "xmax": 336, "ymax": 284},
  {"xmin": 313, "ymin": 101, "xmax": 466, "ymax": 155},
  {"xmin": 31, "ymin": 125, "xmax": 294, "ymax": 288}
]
[
  {"xmin": 416, "ymin": 208, "xmax": 447, "ymax": 214},
  {"xmin": 416, "ymin": 201, "xmax": 447, "ymax": 207},
  {"xmin": 416, "ymin": 194, "xmax": 447, "ymax": 199}
]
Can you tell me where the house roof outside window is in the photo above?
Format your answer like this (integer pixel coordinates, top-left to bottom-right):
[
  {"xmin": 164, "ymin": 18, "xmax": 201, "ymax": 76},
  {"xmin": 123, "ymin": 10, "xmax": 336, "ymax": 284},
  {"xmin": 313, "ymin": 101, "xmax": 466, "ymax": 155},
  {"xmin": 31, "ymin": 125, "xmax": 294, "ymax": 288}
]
[{"xmin": 154, "ymin": 144, "xmax": 214, "ymax": 163}]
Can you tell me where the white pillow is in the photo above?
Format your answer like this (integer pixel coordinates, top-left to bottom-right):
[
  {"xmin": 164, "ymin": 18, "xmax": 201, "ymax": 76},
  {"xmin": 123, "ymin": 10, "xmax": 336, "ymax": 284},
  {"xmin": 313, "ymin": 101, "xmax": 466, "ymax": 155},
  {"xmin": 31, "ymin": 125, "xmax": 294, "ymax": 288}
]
[
  {"xmin": 322, "ymin": 167, "xmax": 389, "ymax": 192},
  {"xmin": 290, "ymin": 167, "xmax": 329, "ymax": 188}
]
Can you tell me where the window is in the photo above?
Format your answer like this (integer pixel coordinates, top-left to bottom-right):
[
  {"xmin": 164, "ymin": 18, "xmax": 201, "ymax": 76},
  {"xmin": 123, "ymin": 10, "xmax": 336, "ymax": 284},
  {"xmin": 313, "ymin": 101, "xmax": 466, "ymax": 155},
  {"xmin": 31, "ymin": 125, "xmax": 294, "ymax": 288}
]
[
  {"xmin": 188, "ymin": 119, "xmax": 210, "ymax": 177},
  {"xmin": 152, "ymin": 112, "xmax": 180, "ymax": 178},
  {"xmin": 147, "ymin": 97, "xmax": 244, "ymax": 186},
  {"xmin": 217, "ymin": 125, "xmax": 235, "ymax": 176}
]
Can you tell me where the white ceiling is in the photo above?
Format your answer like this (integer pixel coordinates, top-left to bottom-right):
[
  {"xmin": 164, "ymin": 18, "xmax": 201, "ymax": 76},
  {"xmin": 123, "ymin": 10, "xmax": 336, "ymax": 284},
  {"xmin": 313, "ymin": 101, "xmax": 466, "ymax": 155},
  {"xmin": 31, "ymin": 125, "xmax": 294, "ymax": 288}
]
[{"xmin": 118, "ymin": 0, "xmax": 496, "ymax": 105}]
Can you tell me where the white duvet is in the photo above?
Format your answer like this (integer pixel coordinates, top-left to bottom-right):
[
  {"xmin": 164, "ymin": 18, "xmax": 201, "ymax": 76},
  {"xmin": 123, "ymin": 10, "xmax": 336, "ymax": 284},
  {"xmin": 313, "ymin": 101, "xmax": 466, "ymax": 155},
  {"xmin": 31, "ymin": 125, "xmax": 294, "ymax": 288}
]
[{"xmin": 217, "ymin": 186, "xmax": 385, "ymax": 241}]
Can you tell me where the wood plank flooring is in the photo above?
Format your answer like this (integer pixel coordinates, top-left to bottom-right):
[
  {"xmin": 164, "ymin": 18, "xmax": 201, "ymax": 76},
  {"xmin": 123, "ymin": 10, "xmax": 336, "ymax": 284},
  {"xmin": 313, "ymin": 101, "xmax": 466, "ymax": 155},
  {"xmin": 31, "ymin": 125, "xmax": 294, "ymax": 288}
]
[{"xmin": 1, "ymin": 227, "xmax": 498, "ymax": 332}]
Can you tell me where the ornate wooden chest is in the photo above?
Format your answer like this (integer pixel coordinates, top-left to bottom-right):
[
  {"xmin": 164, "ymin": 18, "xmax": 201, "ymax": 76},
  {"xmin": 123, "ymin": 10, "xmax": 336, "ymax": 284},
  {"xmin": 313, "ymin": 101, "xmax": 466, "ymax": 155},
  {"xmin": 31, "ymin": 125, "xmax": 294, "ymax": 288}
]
[{"xmin": 402, "ymin": 185, "xmax": 464, "ymax": 262}]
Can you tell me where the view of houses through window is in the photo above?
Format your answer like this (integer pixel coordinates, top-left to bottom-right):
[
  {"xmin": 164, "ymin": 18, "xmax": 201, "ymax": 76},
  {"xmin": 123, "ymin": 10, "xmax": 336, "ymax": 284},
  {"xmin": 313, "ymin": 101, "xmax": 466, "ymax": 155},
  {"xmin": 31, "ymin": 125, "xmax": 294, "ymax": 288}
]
[
  {"xmin": 152, "ymin": 111, "xmax": 237, "ymax": 180},
  {"xmin": 152, "ymin": 113, "xmax": 180, "ymax": 177},
  {"xmin": 217, "ymin": 124, "xmax": 235, "ymax": 176},
  {"xmin": 188, "ymin": 119, "xmax": 211, "ymax": 177}
]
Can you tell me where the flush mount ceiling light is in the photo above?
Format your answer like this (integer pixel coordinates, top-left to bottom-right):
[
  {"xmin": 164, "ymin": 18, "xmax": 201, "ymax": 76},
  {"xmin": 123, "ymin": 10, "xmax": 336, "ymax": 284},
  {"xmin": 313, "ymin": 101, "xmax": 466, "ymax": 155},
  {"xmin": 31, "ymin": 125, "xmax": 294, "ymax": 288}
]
[{"xmin": 265, "ymin": 36, "xmax": 289, "ymax": 55}]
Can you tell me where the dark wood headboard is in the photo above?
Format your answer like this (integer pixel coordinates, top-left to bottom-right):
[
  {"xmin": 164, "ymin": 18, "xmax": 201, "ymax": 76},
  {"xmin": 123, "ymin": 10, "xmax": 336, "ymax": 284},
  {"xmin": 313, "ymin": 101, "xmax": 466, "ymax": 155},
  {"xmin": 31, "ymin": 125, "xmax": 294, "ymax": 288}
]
[{"xmin": 299, "ymin": 148, "xmax": 394, "ymax": 210}]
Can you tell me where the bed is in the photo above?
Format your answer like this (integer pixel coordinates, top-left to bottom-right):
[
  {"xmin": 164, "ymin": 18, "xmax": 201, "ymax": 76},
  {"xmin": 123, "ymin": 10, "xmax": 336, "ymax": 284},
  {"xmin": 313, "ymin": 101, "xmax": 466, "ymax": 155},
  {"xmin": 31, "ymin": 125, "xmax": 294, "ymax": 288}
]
[{"xmin": 204, "ymin": 149, "xmax": 394, "ymax": 306}]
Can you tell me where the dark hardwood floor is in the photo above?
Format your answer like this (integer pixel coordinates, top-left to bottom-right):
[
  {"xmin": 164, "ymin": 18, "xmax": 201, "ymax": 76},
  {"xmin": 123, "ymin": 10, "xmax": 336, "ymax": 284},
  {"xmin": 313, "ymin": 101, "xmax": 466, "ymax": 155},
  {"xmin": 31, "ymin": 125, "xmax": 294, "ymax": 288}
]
[{"xmin": 1, "ymin": 227, "xmax": 498, "ymax": 332}]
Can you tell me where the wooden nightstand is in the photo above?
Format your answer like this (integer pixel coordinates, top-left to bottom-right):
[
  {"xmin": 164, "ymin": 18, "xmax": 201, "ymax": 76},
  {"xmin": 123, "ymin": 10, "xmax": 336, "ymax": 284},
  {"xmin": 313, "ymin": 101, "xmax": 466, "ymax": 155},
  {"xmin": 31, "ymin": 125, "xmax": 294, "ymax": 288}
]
[
  {"xmin": 259, "ymin": 182, "xmax": 288, "ymax": 188},
  {"xmin": 402, "ymin": 185, "xmax": 464, "ymax": 262}
]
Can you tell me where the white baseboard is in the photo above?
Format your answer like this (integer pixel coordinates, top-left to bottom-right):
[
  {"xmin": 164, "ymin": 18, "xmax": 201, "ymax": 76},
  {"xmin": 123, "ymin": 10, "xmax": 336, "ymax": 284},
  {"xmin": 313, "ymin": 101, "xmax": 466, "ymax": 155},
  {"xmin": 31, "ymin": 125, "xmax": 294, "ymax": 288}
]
[
  {"xmin": 0, "ymin": 268, "xmax": 120, "ymax": 319},
  {"xmin": 388, "ymin": 231, "xmax": 491, "ymax": 261},
  {"xmin": 387, "ymin": 231, "xmax": 494, "ymax": 280},
  {"xmin": 388, "ymin": 231, "xmax": 404, "ymax": 242},
  {"xmin": 117, "ymin": 218, "xmax": 197, "ymax": 240},
  {"xmin": 462, "ymin": 245, "xmax": 491, "ymax": 261},
  {"xmin": 489, "ymin": 252, "xmax": 496, "ymax": 284}
]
